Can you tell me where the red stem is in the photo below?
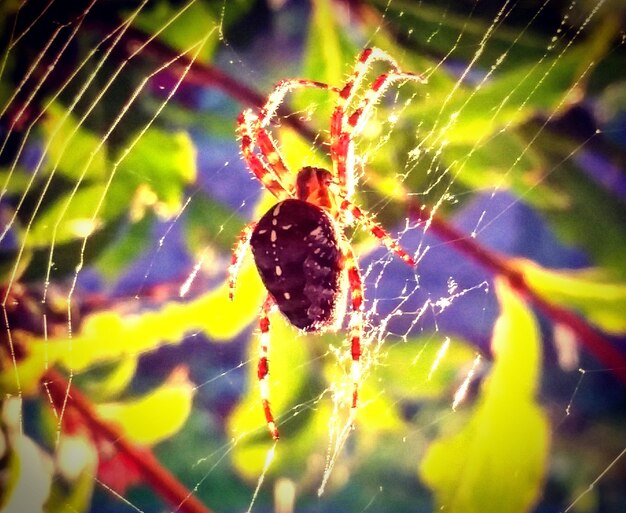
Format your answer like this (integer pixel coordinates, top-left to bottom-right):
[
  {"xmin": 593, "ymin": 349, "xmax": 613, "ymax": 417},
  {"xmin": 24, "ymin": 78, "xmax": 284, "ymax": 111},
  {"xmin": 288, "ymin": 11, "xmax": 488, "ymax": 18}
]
[{"xmin": 43, "ymin": 369, "xmax": 214, "ymax": 513}]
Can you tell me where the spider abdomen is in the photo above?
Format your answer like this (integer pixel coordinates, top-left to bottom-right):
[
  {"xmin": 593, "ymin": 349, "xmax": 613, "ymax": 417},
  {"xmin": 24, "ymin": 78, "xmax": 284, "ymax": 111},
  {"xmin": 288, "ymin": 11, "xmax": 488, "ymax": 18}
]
[{"xmin": 250, "ymin": 199, "xmax": 344, "ymax": 331}]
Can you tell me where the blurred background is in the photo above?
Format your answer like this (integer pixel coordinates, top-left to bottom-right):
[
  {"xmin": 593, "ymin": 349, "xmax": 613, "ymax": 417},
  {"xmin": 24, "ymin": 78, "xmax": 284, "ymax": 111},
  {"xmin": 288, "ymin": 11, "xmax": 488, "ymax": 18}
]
[{"xmin": 0, "ymin": 1, "xmax": 625, "ymax": 512}]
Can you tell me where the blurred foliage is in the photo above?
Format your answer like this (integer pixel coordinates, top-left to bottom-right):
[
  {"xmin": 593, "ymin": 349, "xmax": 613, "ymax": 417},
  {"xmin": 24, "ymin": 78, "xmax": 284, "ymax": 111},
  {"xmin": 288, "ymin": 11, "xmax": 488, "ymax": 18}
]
[
  {"xmin": 0, "ymin": 0, "xmax": 625, "ymax": 512},
  {"xmin": 420, "ymin": 279, "xmax": 549, "ymax": 513}
]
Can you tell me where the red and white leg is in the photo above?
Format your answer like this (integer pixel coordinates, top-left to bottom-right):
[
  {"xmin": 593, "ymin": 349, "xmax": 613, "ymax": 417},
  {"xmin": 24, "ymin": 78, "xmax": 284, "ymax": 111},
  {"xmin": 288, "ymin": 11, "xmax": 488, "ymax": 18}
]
[
  {"xmin": 330, "ymin": 48, "xmax": 425, "ymax": 197},
  {"xmin": 228, "ymin": 221, "xmax": 256, "ymax": 301},
  {"xmin": 345, "ymin": 70, "xmax": 425, "ymax": 139},
  {"xmin": 238, "ymin": 110, "xmax": 291, "ymax": 199},
  {"xmin": 342, "ymin": 243, "xmax": 364, "ymax": 422},
  {"xmin": 335, "ymin": 47, "xmax": 403, "ymax": 112},
  {"xmin": 330, "ymin": 48, "xmax": 401, "ymax": 191},
  {"xmin": 239, "ymin": 78, "xmax": 341, "ymax": 199},
  {"xmin": 258, "ymin": 295, "xmax": 280, "ymax": 440},
  {"xmin": 256, "ymin": 78, "xmax": 341, "ymax": 128},
  {"xmin": 340, "ymin": 198, "xmax": 416, "ymax": 267}
]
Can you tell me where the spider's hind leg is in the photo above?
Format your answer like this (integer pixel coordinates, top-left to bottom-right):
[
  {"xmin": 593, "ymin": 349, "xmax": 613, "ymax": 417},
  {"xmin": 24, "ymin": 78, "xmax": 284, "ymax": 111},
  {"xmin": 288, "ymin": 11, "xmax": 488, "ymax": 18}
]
[
  {"xmin": 258, "ymin": 295, "xmax": 280, "ymax": 440},
  {"xmin": 341, "ymin": 242, "xmax": 364, "ymax": 422}
]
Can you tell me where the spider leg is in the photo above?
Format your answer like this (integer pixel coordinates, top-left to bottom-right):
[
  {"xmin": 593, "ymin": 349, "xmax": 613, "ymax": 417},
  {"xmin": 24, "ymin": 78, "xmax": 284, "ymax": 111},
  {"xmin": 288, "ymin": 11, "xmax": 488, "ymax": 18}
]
[
  {"xmin": 238, "ymin": 110, "xmax": 292, "ymax": 199},
  {"xmin": 342, "ymin": 242, "xmax": 364, "ymax": 422},
  {"xmin": 240, "ymin": 79, "xmax": 342, "ymax": 199},
  {"xmin": 228, "ymin": 221, "xmax": 256, "ymax": 301},
  {"xmin": 345, "ymin": 70, "xmax": 426, "ymax": 139},
  {"xmin": 340, "ymin": 198, "xmax": 416, "ymax": 266},
  {"xmin": 336, "ymin": 47, "xmax": 403, "ymax": 111},
  {"xmin": 330, "ymin": 48, "xmax": 425, "ymax": 197},
  {"xmin": 330, "ymin": 48, "xmax": 401, "ymax": 193},
  {"xmin": 258, "ymin": 294, "xmax": 280, "ymax": 440},
  {"xmin": 257, "ymin": 78, "xmax": 341, "ymax": 129}
]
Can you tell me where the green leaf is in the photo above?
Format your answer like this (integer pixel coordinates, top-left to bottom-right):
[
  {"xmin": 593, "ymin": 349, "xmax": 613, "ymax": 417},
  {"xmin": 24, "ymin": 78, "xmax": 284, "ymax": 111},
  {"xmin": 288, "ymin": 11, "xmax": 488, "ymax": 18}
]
[
  {"xmin": 415, "ymin": 47, "xmax": 591, "ymax": 148},
  {"xmin": 303, "ymin": 0, "xmax": 355, "ymax": 88},
  {"xmin": 378, "ymin": 336, "xmax": 477, "ymax": 401},
  {"xmin": 519, "ymin": 259, "xmax": 626, "ymax": 334},
  {"xmin": 227, "ymin": 310, "xmax": 311, "ymax": 433},
  {"xmin": 74, "ymin": 356, "xmax": 139, "ymax": 402},
  {"xmin": 183, "ymin": 194, "xmax": 246, "ymax": 254},
  {"xmin": 95, "ymin": 367, "xmax": 194, "ymax": 445},
  {"xmin": 117, "ymin": 127, "xmax": 197, "ymax": 217},
  {"xmin": 440, "ymin": 132, "xmax": 566, "ymax": 210},
  {"xmin": 297, "ymin": 0, "xmax": 359, "ymax": 122},
  {"xmin": 94, "ymin": 213, "xmax": 153, "ymax": 280},
  {"xmin": 278, "ymin": 127, "xmax": 331, "ymax": 175},
  {"xmin": 41, "ymin": 101, "xmax": 108, "ymax": 181},
  {"xmin": 130, "ymin": 0, "xmax": 220, "ymax": 62},
  {"xmin": 0, "ymin": 166, "xmax": 33, "ymax": 195},
  {"xmin": 26, "ymin": 183, "xmax": 120, "ymax": 247},
  {"xmin": 369, "ymin": 0, "xmax": 549, "ymax": 72},
  {"xmin": 420, "ymin": 278, "xmax": 549, "ymax": 513},
  {"xmin": 0, "ymin": 262, "xmax": 265, "ymax": 394}
]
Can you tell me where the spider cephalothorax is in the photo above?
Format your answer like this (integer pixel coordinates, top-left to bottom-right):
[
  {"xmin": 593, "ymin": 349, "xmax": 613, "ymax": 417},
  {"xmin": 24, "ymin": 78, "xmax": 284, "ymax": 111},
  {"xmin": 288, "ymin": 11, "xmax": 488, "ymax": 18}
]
[{"xmin": 229, "ymin": 48, "xmax": 425, "ymax": 440}]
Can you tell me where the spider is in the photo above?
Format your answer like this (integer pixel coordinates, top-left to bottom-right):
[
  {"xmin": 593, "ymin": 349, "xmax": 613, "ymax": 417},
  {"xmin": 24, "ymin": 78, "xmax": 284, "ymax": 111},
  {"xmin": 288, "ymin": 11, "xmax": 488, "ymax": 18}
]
[{"xmin": 229, "ymin": 47, "xmax": 425, "ymax": 440}]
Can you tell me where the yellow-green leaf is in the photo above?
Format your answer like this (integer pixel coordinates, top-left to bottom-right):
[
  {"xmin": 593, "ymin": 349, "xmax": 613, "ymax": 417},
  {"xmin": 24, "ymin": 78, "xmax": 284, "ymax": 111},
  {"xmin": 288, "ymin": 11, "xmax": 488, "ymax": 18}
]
[
  {"xmin": 118, "ymin": 128, "xmax": 197, "ymax": 217},
  {"xmin": 130, "ymin": 0, "xmax": 219, "ymax": 62},
  {"xmin": 518, "ymin": 259, "xmax": 626, "ymax": 335},
  {"xmin": 75, "ymin": 356, "xmax": 138, "ymax": 402},
  {"xmin": 419, "ymin": 278, "xmax": 550, "ymax": 513},
  {"xmin": 41, "ymin": 101, "xmax": 108, "ymax": 181},
  {"xmin": 298, "ymin": 0, "xmax": 358, "ymax": 122},
  {"xmin": 227, "ymin": 311, "xmax": 311, "ymax": 438},
  {"xmin": 377, "ymin": 336, "xmax": 476, "ymax": 400},
  {"xmin": 278, "ymin": 128, "xmax": 330, "ymax": 177},
  {"xmin": 27, "ymin": 183, "xmax": 111, "ymax": 247},
  {"xmin": 0, "ymin": 264, "xmax": 264, "ymax": 395},
  {"xmin": 95, "ymin": 367, "xmax": 194, "ymax": 445}
]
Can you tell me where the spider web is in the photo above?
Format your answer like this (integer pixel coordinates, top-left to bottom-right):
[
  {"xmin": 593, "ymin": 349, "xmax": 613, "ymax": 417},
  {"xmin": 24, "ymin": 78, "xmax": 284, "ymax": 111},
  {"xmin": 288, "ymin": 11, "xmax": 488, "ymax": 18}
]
[{"xmin": 0, "ymin": 1, "xmax": 625, "ymax": 513}]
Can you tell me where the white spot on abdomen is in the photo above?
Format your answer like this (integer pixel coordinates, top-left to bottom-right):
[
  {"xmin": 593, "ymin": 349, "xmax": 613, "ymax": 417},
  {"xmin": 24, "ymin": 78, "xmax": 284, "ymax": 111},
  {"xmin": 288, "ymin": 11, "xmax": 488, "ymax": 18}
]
[
  {"xmin": 275, "ymin": 265, "xmax": 282, "ymax": 276},
  {"xmin": 309, "ymin": 227, "xmax": 324, "ymax": 238}
]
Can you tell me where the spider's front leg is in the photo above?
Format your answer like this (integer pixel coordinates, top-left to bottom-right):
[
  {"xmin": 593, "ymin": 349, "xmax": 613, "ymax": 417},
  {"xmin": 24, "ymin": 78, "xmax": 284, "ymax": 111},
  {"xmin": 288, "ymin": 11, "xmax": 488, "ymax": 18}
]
[
  {"xmin": 258, "ymin": 295, "xmax": 280, "ymax": 440},
  {"xmin": 238, "ymin": 78, "xmax": 341, "ymax": 200},
  {"xmin": 330, "ymin": 47, "xmax": 426, "ymax": 197},
  {"xmin": 238, "ymin": 111, "xmax": 292, "ymax": 199}
]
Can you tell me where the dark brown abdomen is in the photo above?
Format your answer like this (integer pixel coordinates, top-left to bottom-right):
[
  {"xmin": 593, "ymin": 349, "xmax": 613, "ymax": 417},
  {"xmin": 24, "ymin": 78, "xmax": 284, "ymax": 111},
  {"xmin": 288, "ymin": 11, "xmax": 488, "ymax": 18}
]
[{"xmin": 250, "ymin": 199, "xmax": 343, "ymax": 331}]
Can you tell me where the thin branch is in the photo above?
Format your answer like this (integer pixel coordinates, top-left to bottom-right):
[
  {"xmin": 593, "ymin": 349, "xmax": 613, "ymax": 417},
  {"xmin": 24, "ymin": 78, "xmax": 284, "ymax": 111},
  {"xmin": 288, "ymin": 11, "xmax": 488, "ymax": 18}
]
[{"xmin": 43, "ymin": 368, "xmax": 214, "ymax": 513}]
